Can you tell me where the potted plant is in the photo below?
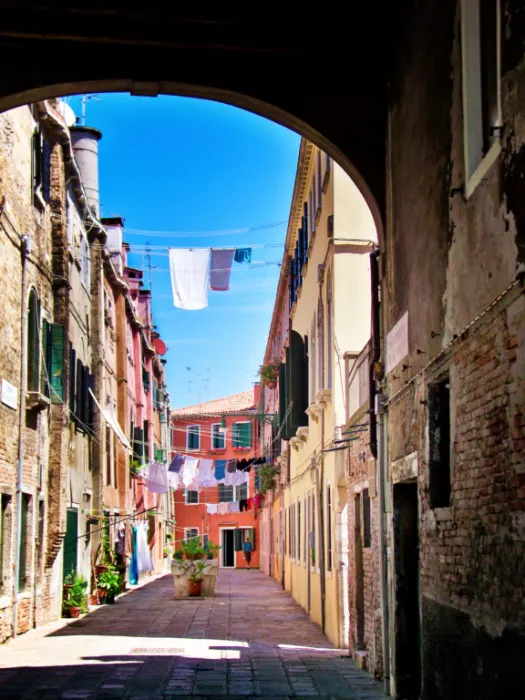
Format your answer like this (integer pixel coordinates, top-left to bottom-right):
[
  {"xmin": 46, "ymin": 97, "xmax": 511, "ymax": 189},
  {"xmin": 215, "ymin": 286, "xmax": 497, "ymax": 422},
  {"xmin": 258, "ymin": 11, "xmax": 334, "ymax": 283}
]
[
  {"xmin": 63, "ymin": 573, "xmax": 88, "ymax": 618},
  {"xmin": 258, "ymin": 360, "xmax": 280, "ymax": 389},
  {"xmin": 206, "ymin": 542, "xmax": 220, "ymax": 561},
  {"xmin": 188, "ymin": 561, "xmax": 208, "ymax": 597},
  {"xmin": 173, "ymin": 549, "xmax": 184, "ymax": 561},
  {"xmin": 97, "ymin": 569, "xmax": 123, "ymax": 604},
  {"xmin": 181, "ymin": 536, "xmax": 205, "ymax": 561}
]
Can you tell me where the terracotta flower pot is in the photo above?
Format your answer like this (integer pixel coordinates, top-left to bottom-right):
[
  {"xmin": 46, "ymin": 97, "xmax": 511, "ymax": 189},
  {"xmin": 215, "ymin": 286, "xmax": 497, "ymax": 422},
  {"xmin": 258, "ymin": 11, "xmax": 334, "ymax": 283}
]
[
  {"xmin": 95, "ymin": 564, "xmax": 109, "ymax": 576},
  {"xmin": 188, "ymin": 579, "xmax": 202, "ymax": 597},
  {"xmin": 68, "ymin": 606, "xmax": 81, "ymax": 618},
  {"xmin": 266, "ymin": 380, "xmax": 276, "ymax": 389}
]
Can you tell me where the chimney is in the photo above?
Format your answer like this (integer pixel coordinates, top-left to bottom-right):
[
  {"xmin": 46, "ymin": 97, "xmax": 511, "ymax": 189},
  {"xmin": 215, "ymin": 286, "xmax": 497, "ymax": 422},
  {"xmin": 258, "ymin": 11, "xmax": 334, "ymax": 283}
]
[{"xmin": 70, "ymin": 126, "xmax": 102, "ymax": 217}]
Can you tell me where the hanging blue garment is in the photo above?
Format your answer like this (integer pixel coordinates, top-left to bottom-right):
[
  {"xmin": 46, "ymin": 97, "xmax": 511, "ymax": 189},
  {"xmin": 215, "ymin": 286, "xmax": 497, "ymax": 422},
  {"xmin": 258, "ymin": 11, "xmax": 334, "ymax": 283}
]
[
  {"xmin": 234, "ymin": 248, "xmax": 252, "ymax": 264},
  {"xmin": 130, "ymin": 527, "xmax": 139, "ymax": 585}
]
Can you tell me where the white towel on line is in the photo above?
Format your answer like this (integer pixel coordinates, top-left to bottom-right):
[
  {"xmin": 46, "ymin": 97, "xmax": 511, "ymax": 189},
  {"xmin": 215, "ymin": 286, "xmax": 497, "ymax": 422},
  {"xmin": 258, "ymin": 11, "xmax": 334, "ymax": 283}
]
[{"xmin": 168, "ymin": 247, "xmax": 210, "ymax": 310}]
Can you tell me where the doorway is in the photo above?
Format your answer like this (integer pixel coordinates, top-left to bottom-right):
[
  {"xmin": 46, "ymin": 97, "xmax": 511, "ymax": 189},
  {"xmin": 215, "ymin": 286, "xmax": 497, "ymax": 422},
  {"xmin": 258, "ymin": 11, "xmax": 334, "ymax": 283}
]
[
  {"xmin": 63, "ymin": 507, "xmax": 78, "ymax": 582},
  {"xmin": 354, "ymin": 494, "xmax": 365, "ymax": 649},
  {"xmin": 221, "ymin": 528, "xmax": 235, "ymax": 568},
  {"xmin": 393, "ymin": 482, "xmax": 421, "ymax": 700}
]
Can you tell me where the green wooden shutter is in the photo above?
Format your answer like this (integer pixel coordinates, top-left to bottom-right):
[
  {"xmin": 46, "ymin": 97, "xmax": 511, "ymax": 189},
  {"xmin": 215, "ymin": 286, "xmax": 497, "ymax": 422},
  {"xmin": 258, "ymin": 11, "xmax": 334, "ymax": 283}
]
[
  {"xmin": 81, "ymin": 365, "xmax": 89, "ymax": 426},
  {"xmin": 63, "ymin": 508, "xmax": 78, "ymax": 582},
  {"xmin": 69, "ymin": 344, "xmax": 76, "ymax": 417},
  {"xmin": 240, "ymin": 422, "xmax": 252, "ymax": 448},
  {"xmin": 234, "ymin": 529, "xmax": 243, "ymax": 552},
  {"xmin": 41, "ymin": 318, "xmax": 50, "ymax": 396},
  {"xmin": 18, "ymin": 495, "xmax": 29, "ymax": 590},
  {"xmin": 42, "ymin": 138, "xmax": 52, "ymax": 202},
  {"xmin": 49, "ymin": 323, "xmax": 65, "ymax": 404}
]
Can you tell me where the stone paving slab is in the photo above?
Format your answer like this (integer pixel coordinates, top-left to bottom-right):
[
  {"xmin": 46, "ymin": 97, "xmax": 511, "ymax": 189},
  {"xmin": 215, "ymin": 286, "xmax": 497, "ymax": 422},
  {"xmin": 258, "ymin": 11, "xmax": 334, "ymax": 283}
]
[{"xmin": 0, "ymin": 570, "xmax": 387, "ymax": 698}]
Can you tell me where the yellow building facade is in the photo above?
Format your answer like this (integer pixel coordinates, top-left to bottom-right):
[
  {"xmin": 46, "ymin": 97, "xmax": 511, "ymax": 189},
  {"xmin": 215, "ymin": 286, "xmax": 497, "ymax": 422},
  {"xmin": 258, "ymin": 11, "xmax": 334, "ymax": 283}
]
[{"xmin": 267, "ymin": 139, "xmax": 377, "ymax": 647}]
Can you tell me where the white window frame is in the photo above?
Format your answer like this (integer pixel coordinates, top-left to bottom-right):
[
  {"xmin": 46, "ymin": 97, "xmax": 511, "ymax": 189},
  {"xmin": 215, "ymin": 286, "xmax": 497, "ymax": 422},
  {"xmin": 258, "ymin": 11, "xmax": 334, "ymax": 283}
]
[
  {"xmin": 184, "ymin": 527, "xmax": 199, "ymax": 542},
  {"xmin": 461, "ymin": 0, "xmax": 502, "ymax": 198},
  {"xmin": 211, "ymin": 422, "xmax": 225, "ymax": 450},
  {"xmin": 185, "ymin": 490, "xmax": 199, "ymax": 505},
  {"xmin": 186, "ymin": 424, "xmax": 200, "ymax": 451}
]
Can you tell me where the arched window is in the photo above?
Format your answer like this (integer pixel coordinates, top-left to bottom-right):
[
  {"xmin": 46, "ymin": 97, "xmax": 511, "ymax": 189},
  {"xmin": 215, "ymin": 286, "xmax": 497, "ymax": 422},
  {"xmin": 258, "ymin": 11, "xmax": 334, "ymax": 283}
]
[
  {"xmin": 317, "ymin": 295, "xmax": 324, "ymax": 390},
  {"xmin": 27, "ymin": 289, "xmax": 40, "ymax": 392},
  {"xmin": 326, "ymin": 268, "xmax": 333, "ymax": 390}
]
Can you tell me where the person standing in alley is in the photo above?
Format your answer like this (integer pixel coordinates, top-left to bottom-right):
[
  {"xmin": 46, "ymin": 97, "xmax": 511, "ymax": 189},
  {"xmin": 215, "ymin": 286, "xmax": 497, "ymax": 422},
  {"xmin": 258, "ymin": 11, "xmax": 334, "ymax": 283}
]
[{"xmin": 243, "ymin": 534, "xmax": 253, "ymax": 569}]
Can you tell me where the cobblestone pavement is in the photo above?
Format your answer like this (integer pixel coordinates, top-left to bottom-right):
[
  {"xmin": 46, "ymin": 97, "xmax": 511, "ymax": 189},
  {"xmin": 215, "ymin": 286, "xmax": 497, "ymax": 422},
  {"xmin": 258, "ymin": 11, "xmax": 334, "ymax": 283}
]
[{"xmin": 0, "ymin": 570, "xmax": 387, "ymax": 698}]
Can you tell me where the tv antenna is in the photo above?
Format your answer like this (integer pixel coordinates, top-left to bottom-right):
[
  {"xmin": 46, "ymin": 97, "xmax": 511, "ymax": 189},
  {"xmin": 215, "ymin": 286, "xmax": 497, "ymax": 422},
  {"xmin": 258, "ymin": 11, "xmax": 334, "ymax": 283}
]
[{"xmin": 80, "ymin": 94, "xmax": 101, "ymax": 126}]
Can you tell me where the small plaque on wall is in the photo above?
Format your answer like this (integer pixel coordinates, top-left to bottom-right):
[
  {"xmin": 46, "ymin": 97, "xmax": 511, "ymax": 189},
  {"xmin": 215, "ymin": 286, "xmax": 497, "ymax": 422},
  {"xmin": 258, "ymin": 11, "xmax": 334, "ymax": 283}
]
[{"xmin": 1, "ymin": 379, "xmax": 18, "ymax": 410}]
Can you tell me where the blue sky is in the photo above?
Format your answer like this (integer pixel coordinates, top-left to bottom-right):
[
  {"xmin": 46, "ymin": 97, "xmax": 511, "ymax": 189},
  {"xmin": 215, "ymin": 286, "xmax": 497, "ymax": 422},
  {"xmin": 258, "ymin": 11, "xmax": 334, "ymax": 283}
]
[{"xmin": 67, "ymin": 94, "xmax": 299, "ymax": 408}]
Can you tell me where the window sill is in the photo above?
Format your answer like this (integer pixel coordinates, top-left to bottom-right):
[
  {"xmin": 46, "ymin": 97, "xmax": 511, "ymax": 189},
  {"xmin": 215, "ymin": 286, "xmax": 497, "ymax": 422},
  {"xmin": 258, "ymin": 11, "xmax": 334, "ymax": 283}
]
[
  {"xmin": 26, "ymin": 391, "xmax": 51, "ymax": 411},
  {"xmin": 232, "ymin": 447, "xmax": 251, "ymax": 453},
  {"xmin": 210, "ymin": 448, "xmax": 226, "ymax": 454},
  {"xmin": 33, "ymin": 187, "xmax": 46, "ymax": 212},
  {"xmin": 465, "ymin": 139, "xmax": 501, "ymax": 200}
]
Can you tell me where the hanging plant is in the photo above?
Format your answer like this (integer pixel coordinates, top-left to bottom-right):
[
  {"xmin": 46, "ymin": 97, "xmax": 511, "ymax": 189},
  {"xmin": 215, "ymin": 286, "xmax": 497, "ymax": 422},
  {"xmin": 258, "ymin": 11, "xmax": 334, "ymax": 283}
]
[
  {"xmin": 257, "ymin": 464, "xmax": 280, "ymax": 498},
  {"xmin": 258, "ymin": 360, "xmax": 280, "ymax": 388}
]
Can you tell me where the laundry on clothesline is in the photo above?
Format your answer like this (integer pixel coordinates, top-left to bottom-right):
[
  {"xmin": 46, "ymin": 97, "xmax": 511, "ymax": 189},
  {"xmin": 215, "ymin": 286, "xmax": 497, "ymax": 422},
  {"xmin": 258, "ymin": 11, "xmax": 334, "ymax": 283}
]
[
  {"xmin": 225, "ymin": 469, "xmax": 248, "ymax": 487},
  {"xmin": 214, "ymin": 460, "xmax": 226, "ymax": 482},
  {"xmin": 168, "ymin": 246, "xmax": 254, "ymax": 309},
  {"xmin": 218, "ymin": 503, "xmax": 229, "ymax": 515},
  {"xmin": 182, "ymin": 455, "xmax": 200, "ymax": 487},
  {"xmin": 198, "ymin": 459, "xmax": 216, "ymax": 487},
  {"xmin": 146, "ymin": 462, "xmax": 168, "ymax": 494},
  {"xmin": 169, "ymin": 453, "xmax": 185, "ymax": 473},
  {"xmin": 228, "ymin": 501, "xmax": 240, "ymax": 513},
  {"xmin": 206, "ymin": 503, "xmax": 218, "ymax": 515},
  {"xmin": 226, "ymin": 459, "xmax": 237, "ymax": 473}
]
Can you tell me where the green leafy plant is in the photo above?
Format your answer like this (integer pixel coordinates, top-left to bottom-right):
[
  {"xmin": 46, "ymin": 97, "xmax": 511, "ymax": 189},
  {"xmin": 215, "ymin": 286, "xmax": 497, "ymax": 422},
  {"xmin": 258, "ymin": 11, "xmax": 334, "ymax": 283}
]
[
  {"xmin": 173, "ymin": 549, "xmax": 184, "ymax": 561},
  {"xmin": 205, "ymin": 542, "xmax": 221, "ymax": 560},
  {"xmin": 181, "ymin": 536, "xmax": 206, "ymax": 560},
  {"xmin": 258, "ymin": 464, "xmax": 280, "ymax": 497},
  {"xmin": 258, "ymin": 360, "xmax": 280, "ymax": 385},
  {"xmin": 63, "ymin": 573, "xmax": 88, "ymax": 613},
  {"xmin": 97, "ymin": 569, "xmax": 123, "ymax": 601},
  {"xmin": 188, "ymin": 560, "xmax": 209, "ymax": 583}
]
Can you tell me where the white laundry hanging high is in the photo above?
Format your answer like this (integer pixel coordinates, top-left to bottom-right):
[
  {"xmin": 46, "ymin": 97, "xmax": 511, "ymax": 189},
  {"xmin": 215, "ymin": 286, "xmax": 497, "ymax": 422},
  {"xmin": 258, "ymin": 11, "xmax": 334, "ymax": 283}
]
[{"xmin": 168, "ymin": 247, "xmax": 210, "ymax": 310}]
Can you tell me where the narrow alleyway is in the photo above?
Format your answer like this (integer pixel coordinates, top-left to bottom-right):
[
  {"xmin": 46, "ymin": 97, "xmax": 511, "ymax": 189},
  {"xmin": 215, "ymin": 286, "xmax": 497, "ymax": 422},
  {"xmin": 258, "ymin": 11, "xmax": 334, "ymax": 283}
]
[{"xmin": 0, "ymin": 570, "xmax": 386, "ymax": 699}]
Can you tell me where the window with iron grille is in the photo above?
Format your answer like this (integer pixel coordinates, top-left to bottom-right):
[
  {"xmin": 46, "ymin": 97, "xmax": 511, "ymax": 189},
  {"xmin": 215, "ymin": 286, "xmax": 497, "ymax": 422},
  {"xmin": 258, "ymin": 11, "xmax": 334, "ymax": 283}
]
[{"xmin": 185, "ymin": 490, "xmax": 199, "ymax": 505}]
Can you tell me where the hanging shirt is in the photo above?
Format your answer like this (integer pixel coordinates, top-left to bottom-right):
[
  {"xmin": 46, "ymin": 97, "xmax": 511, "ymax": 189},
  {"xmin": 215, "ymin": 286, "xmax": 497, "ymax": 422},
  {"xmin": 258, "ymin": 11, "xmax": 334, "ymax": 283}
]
[
  {"xmin": 225, "ymin": 469, "xmax": 248, "ymax": 487},
  {"xmin": 209, "ymin": 248, "xmax": 235, "ymax": 291},
  {"xmin": 199, "ymin": 459, "xmax": 216, "ymax": 487},
  {"xmin": 226, "ymin": 459, "xmax": 237, "ymax": 473},
  {"xmin": 206, "ymin": 503, "xmax": 218, "ymax": 515},
  {"xmin": 218, "ymin": 503, "xmax": 229, "ymax": 515},
  {"xmin": 228, "ymin": 501, "xmax": 240, "ymax": 513},
  {"xmin": 147, "ymin": 462, "xmax": 168, "ymax": 494},
  {"xmin": 169, "ymin": 453, "xmax": 185, "ymax": 473},
  {"xmin": 168, "ymin": 247, "xmax": 210, "ymax": 310},
  {"xmin": 182, "ymin": 456, "xmax": 200, "ymax": 488},
  {"xmin": 234, "ymin": 247, "xmax": 252, "ymax": 264},
  {"xmin": 136, "ymin": 522, "xmax": 153, "ymax": 574},
  {"xmin": 214, "ymin": 460, "xmax": 226, "ymax": 482},
  {"xmin": 167, "ymin": 471, "xmax": 180, "ymax": 490}
]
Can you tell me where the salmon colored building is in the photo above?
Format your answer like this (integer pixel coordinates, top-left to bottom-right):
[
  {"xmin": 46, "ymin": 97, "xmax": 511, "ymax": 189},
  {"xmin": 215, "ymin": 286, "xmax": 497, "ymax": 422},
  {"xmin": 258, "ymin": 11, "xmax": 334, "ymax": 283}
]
[{"xmin": 171, "ymin": 389, "xmax": 261, "ymax": 569}]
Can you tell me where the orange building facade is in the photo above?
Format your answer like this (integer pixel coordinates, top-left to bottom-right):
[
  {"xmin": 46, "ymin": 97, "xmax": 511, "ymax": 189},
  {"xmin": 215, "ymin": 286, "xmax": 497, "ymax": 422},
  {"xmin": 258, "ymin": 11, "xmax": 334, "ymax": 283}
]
[{"xmin": 171, "ymin": 390, "xmax": 261, "ymax": 569}]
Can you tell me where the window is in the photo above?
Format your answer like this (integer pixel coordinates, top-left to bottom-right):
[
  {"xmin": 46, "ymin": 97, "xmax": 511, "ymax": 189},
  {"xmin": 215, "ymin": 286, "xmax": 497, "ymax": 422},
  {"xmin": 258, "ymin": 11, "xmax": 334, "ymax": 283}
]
[
  {"xmin": 79, "ymin": 232, "xmax": 90, "ymax": 290},
  {"xmin": 327, "ymin": 485, "xmax": 333, "ymax": 569},
  {"xmin": 185, "ymin": 490, "xmax": 199, "ymax": 504},
  {"xmin": 429, "ymin": 378, "xmax": 451, "ymax": 508},
  {"xmin": 218, "ymin": 484, "xmax": 234, "ymax": 502},
  {"xmin": 42, "ymin": 321, "xmax": 65, "ymax": 403},
  {"xmin": 186, "ymin": 425, "xmax": 200, "ymax": 451},
  {"xmin": 18, "ymin": 494, "xmax": 31, "ymax": 592},
  {"xmin": 362, "ymin": 488, "xmax": 371, "ymax": 548},
  {"xmin": 232, "ymin": 422, "xmax": 252, "ymax": 449},
  {"xmin": 298, "ymin": 501, "xmax": 301, "ymax": 564},
  {"xmin": 184, "ymin": 528, "xmax": 199, "ymax": 542},
  {"xmin": 317, "ymin": 149, "xmax": 323, "ymax": 206},
  {"xmin": 27, "ymin": 289, "xmax": 40, "ymax": 392},
  {"xmin": 32, "ymin": 122, "xmax": 51, "ymax": 205},
  {"xmin": 0, "ymin": 494, "xmax": 11, "ymax": 592},
  {"xmin": 211, "ymin": 423, "xmax": 225, "ymax": 450},
  {"xmin": 462, "ymin": 0, "xmax": 501, "ymax": 193},
  {"xmin": 318, "ymin": 296, "xmax": 325, "ymax": 391},
  {"xmin": 310, "ymin": 314, "xmax": 317, "ymax": 403},
  {"xmin": 237, "ymin": 481, "xmax": 248, "ymax": 502},
  {"xmin": 143, "ymin": 420, "xmax": 150, "ymax": 462},
  {"xmin": 105, "ymin": 426, "xmax": 112, "ymax": 486},
  {"xmin": 326, "ymin": 269, "xmax": 333, "ymax": 390}
]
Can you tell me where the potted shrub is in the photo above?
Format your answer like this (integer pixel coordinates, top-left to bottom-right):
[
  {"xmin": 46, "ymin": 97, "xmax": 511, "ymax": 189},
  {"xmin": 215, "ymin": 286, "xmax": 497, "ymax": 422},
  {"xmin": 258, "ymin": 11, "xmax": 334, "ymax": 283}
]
[
  {"xmin": 97, "ymin": 569, "xmax": 123, "ymax": 604},
  {"xmin": 258, "ymin": 360, "xmax": 280, "ymax": 389},
  {"xmin": 206, "ymin": 542, "xmax": 220, "ymax": 561},
  {"xmin": 181, "ymin": 536, "xmax": 205, "ymax": 561},
  {"xmin": 173, "ymin": 549, "xmax": 184, "ymax": 561},
  {"xmin": 187, "ymin": 561, "xmax": 208, "ymax": 597},
  {"xmin": 63, "ymin": 573, "xmax": 88, "ymax": 618}
]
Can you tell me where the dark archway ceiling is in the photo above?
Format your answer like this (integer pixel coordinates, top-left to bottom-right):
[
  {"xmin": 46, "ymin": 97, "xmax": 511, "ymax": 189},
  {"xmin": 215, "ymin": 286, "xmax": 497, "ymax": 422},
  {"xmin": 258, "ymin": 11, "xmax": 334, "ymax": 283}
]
[{"xmin": 0, "ymin": 2, "xmax": 411, "ymax": 223}]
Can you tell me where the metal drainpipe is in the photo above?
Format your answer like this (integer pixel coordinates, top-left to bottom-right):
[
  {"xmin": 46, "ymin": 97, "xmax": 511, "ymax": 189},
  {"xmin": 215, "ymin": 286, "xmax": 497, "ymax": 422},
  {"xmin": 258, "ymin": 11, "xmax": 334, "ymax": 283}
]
[
  {"xmin": 317, "ymin": 406, "xmax": 326, "ymax": 634},
  {"xmin": 13, "ymin": 235, "xmax": 31, "ymax": 640},
  {"xmin": 377, "ymin": 394, "xmax": 391, "ymax": 696}
]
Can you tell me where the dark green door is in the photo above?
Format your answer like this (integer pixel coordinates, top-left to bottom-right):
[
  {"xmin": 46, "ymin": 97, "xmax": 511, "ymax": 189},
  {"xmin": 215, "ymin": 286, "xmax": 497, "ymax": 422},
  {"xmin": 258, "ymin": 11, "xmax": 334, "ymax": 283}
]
[{"xmin": 63, "ymin": 508, "xmax": 78, "ymax": 581}]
